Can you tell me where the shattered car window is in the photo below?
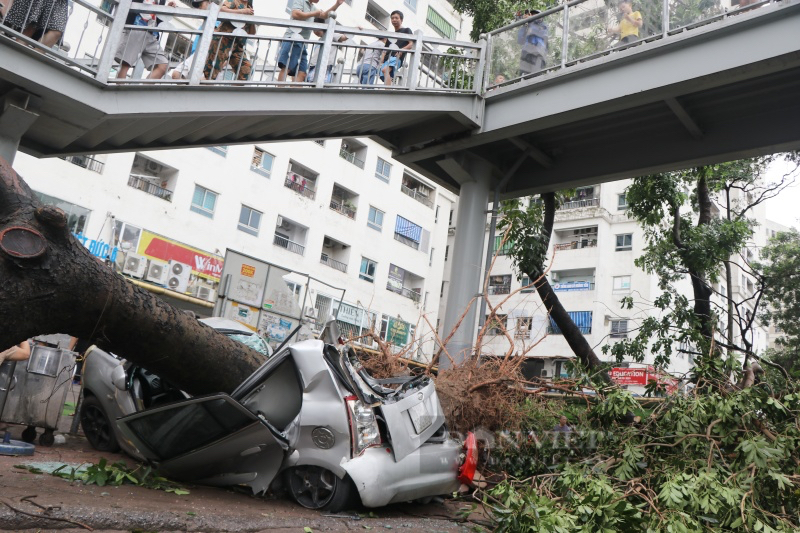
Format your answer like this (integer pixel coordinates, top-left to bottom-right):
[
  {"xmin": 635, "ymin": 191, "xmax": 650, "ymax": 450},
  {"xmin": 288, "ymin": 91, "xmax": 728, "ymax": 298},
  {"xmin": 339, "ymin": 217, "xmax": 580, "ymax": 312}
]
[{"xmin": 228, "ymin": 333, "xmax": 271, "ymax": 357}]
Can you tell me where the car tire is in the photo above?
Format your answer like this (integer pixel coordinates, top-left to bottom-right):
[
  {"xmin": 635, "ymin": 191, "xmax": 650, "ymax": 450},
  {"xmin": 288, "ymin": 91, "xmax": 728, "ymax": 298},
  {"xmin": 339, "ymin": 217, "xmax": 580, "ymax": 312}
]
[
  {"xmin": 286, "ymin": 466, "xmax": 356, "ymax": 512},
  {"xmin": 80, "ymin": 395, "xmax": 120, "ymax": 452}
]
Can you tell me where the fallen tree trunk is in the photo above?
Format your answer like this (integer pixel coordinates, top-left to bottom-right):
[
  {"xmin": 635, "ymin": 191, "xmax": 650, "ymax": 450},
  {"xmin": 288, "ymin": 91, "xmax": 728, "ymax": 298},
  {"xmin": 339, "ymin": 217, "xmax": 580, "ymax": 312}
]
[{"xmin": 0, "ymin": 156, "xmax": 263, "ymax": 395}]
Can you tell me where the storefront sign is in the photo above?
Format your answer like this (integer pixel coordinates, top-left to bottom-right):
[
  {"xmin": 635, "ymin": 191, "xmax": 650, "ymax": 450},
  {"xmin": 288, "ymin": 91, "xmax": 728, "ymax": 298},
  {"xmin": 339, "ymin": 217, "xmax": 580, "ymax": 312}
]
[
  {"xmin": 387, "ymin": 318, "xmax": 409, "ymax": 346},
  {"xmin": 74, "ymin": 233, "xmax": 118, "ymax": 262},
  {"xmin": 137, "ymin": 230, "xmax": 223, "ymax": 281},
  {"xmin": 241, "ymin": 264, "xmax": 255, "ymax": 278},
  {"xmin": 553, "ymin": 281, "xmax": 591, "ymax": 292},
  {"xmin": 337, "ymin": 303, "xmax": 362, "ymax": 326},
  {"xmin": 609, "ymin": 368, "xmax": 648, "ymax": 385}
]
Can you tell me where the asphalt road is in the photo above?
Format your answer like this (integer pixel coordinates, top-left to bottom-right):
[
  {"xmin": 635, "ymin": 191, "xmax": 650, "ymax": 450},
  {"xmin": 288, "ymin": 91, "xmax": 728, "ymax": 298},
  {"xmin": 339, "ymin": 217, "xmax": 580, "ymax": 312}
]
[{"xmin": 0, "ymin": 385, "xmax": 485, "ymax": 532}]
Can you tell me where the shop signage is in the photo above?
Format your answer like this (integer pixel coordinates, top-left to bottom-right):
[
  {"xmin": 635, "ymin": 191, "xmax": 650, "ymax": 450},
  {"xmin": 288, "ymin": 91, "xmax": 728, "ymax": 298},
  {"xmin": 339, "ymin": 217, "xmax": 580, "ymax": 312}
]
[
  {"xmin": 137, "ymin": 230, "xmax": 223, "ymax": 281},
  {"xmin": 609, "ymin": 368, "xmax": 648, "ymax": 385},
  {"xmin": 387, "ymin": 318, "xmax": 409, "ymax": 346}
]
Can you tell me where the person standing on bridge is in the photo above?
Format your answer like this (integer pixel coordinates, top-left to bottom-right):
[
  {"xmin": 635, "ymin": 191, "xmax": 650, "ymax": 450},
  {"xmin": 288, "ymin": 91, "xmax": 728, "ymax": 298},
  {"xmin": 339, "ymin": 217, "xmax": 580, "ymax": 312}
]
[
  {"xmin": 202, "ymin": 0, "xmax": 256, "ymax": 81},
  {"xmin": 278, "ymin": 0, "xmax": 345, "ymax": 83},
  {"xmin": 115, "ymin": 0, "xmax": 178, "ymax": 80},
  {"xmin": 380, "ymin": 10, "xmax": 413, "ymax": 87},
  {"xmin": 2, "ymin": 0, "xmax": 70, "ymax": 49},
  {"xmin": 608, "ymin": 0, "xmax": 643, "ymax": 45},
  {"xmin": 516, "ymin": 8, "xmax": 548, "ymax": 78}
]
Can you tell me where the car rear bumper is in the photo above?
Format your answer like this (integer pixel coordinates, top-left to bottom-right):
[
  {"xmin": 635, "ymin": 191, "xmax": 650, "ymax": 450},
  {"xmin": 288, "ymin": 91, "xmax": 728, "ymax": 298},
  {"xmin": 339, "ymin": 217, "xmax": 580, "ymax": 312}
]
[{"xmin": 343, "ymin": 440, "xmax": 463, "ymax": 507}]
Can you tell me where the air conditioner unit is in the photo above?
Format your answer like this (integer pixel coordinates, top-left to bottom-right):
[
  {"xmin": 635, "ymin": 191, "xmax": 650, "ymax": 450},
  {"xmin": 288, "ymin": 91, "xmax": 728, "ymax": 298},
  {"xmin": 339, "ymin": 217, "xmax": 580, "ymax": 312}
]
[
  {"xmin": 145, "ymin": 160, "xmax": 161, "ymax": 173},
  {"xmin": 197, "ymin": 286, "xmax": 216, "ymax": 303},
  {"xmin": 551, "ymin": 272, "xmax": 559, "ymax": 281},
  {"xmin": 167, "ymin": 260, "xmax": 192, "ymax": 293},
  {"xmin": 144, "ymin": 260, "xmax": 168, "ymax": 285},
  {"xmin": 276, "ymin": 215, "xmax": 284, "ymax": 228},
  {"xmin": 304, "ymin": 306, "xmax": 318, "ymax": 319},
  {"xmin": 122, "ymin": 253, "xmax": 146, "ymax": 278}
]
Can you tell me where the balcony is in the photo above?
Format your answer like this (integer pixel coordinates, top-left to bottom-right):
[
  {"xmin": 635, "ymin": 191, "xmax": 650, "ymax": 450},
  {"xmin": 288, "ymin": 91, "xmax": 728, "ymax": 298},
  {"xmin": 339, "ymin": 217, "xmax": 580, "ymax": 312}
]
[
  {"xmin": 339, "ymin": 148, "xmax": 365, "ymax": 169},
  {"xmin": 386, "ymin": 283, "xmax": 421, "ymax": 302},
  {"xmin": 553, "ymin": 239, "xmax": 597, "ymax": 251},
  {"xmin": 559, "ymin": 197, "xmax": 599, "ymax": 210},
  {"xmin": 330, "ymin": 198, "xmax": 357, "ymax": 219},
  {"xmin": 127, "ymin": 174, "xmax": 172, "ymax": 201},
  {"xmin": 61, "ymin": 154, "xmax": 104, "ymax": 173},
  {"xmin": 273, "ymin": 234, "xmax": 305, "ymax": 255},
  {"xmin": 394, "ymin": 232, "xmax": 420, "ymax": 250},
  {"xmin": 401, "ymin": 184, "xmax": 434, "ymax": 208},
  {"xmin": 285, "ymin": 172, "xmax": 316, "ymax": 200},
  {"xmin": 320, "ymin": 253, "xmax": 348, "ymax": 273}
]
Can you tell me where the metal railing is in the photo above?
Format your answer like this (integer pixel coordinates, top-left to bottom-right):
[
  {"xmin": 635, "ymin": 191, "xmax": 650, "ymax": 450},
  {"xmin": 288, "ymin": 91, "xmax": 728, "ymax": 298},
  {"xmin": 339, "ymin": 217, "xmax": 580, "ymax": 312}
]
[
  {"xmin": 400, "ymin": 185, "xmax": 434, "ymax": 208},
  {"xmin": 484, "ymin": 0, "xmax": 779, "ymax": 90},
  {"xmin": 284, "ymin": 174, "xmax": 316, "ymax": 200},
  {"xmin": 329, "ymin": 199, "xmax": 356, "ymax": 219},
  {"xmin": 0, "ymin": 0, "xmax": 784, "ymax": 96},
  {"xmin": 273, "ymin": 234, "xmax": 305, "ymax": 255},
  {"xmin": 320, "ymin": 253, "xmax": 347, "ymax": 273},
  {"xmin": 560, "ymin": 197, "xmax": 599, "ymax": 210},
  {"xmin": 61, "ymin": 155, "xmax": 105, "ymax": 173},
  {"xmin": 386, "ymin": 283, "xmax": 422, "ymax": 302},
  {"xmin": 339, "ymin": 149, "xmax": 365, "ymax": 169},
  {"xmin": 553, "ymin": 239, "xmax": 597, "ymax": 251},
  {"xmin": 127, "ymin": 173, "xmax": 172, "ymax": 201}
]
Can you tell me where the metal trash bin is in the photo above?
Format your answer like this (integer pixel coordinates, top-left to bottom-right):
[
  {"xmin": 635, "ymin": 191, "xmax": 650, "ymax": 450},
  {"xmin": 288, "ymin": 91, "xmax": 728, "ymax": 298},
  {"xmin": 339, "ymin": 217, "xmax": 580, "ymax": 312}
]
[{"xmin": 0, "ymin": 346, "xmax": 76, "ymax": 446}]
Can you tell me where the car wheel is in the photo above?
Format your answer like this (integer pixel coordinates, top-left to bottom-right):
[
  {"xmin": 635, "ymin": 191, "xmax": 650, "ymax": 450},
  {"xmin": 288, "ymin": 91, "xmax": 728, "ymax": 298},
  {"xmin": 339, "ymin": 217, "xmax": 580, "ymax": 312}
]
[
  {"xmin": 286, "ymin": 466, "xmax": 355, "ymax": 512},
  {"xmin": 80, "ymin": 396, "xmax": 120, "ymax": 452}
]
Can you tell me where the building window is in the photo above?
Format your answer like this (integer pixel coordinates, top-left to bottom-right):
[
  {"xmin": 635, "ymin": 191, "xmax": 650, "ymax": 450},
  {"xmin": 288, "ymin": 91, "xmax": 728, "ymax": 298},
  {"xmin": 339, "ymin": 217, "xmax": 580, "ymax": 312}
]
[
  {"xmin": 435, "ymin": 205, "xmax": 440, "ymax": 223},
  {"xmin": 445, "ymin": 245, "xmax": 449, "ymax": 262},
  {"xmin": 429, "ymin": 247, "xmax": 435, "ymax": 267},
  {"xmin": 190, "ymin": 185, "xmax": 217, "ymax": 218},
  {"xmin": 206, "ymin": 146, "xmax": 228, "ymax": 157},
  {"xmin": 548, "ymin": 311, "xmax": 592, "ymax": 335},
  {"xmin": 449, "ymin": 209, "xmax": 454, "ymax": 226},
  {"xmin": 613, "ymin": 275, "xmax": 632, "ymax": 292},
  {"xmin": 375, "ymin": 158, "xmax": 392, "ymax": 183},
  {"xmin": 515, "ymin": 317, "xmax": 532, "ymax": 338},
  {"xmin": 33, "ymin": 192, "xmax": 91, "ymax": 235},
  {"xmin": 404, "ymin": 0, "xmax": 417, "ymax": 12},
  {"xmin": 426, "ymin": 6, "xmax": 456, "ymax": 39},
  {"xmin": 440, "ymin": 280, "xmax": 445, "ymax": 297},
  {"xmin": 617, "ymin": 193, "xmax": 628, "ymax": 210},
  {"xmin": 488, "ymin": 275, "xmax": 511, "ymax": 295},
  {"xmin": 610, "ymin": 319, "xmax": 629, "ymax": 338},
  {"xmin": 493, "ymin": 235, "xmax": 514, "ymax": 256},
  {"xmin": 367, "ymin": 206, "xmax": 384, "ymax": 231},
  {"xmin": 486, "ymin": 314, "xmax": 508, "ymax": 336},
  {"xmin": 359, "ymin": 257, "xmax": 377, "ymax": 283},
  {"xmin": 250, "ymin": 148, "xmax": 273, "ymax": 178},
  {"xmin": 615, "ymin": 233, "xmax": 633, "ymax": 251},
  {"xmin": 238, "ymin": 205, "xmax": 262, "ymax": 236},
  {"xmin": 520, "ymin": 275, "xmax": 535, "ymax": 293}
]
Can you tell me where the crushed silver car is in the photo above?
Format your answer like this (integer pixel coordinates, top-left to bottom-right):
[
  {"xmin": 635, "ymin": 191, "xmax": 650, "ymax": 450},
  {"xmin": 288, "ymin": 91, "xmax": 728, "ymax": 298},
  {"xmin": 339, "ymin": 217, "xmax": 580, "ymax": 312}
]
[{"xmin": 80, "ymin": 320, "xmax": 477, "ymax": 510}]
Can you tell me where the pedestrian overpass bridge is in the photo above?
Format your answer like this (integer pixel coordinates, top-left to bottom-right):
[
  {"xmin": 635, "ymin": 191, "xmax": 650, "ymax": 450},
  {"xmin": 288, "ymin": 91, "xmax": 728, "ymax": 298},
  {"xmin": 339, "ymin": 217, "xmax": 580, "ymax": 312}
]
[{"xmin": 1, "ymin": 0, "xmax": 798, "ymax": 361}]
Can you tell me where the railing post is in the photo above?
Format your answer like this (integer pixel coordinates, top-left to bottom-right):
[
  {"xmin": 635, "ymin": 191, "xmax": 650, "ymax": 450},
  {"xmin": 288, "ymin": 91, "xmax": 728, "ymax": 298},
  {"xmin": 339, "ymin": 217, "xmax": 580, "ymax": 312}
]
[
  {"xmin": 315, "ymin": 13, "xmax": 337, "ymax": 89},
  {"xmin": 95, "ymin": 0, "xmax": 133, "ymax": 83},
  {"xmin": 560, "ymin": 4, "xmax": 570, "ymax": 68},
  {"xmin": 405, "ymin": 30, "xmax": 424, "ymax": 90},
  {"xmin": 188, "ymin": 2, "xmax": 220, "ymax": 86},
  {"xmin": 474, "ymin": 34, "xmax": 488, "ymax": 94},
  {"xmin": 662, "ymin": 0, "xmax": 670, "ymax": 37}
]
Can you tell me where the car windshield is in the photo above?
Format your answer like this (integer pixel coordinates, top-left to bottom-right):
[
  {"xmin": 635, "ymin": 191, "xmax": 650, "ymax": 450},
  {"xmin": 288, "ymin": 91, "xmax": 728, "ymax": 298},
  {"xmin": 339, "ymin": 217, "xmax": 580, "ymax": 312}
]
[{"xmin": 227, "ymin": 332, "xmax": 271, "ymax": 357}]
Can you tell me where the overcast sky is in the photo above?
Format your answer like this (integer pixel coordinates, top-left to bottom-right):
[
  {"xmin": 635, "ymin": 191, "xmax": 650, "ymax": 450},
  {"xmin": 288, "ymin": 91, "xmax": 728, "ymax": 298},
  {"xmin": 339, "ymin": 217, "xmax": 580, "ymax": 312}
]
[{"xmin": 762, "ymin": 157, "xmax": 800, "ymax": 230}]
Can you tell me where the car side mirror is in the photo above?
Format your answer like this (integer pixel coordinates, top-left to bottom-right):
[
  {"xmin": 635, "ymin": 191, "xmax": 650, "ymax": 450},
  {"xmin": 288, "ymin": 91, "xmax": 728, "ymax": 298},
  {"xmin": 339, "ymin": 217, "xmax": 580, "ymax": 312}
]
[{"xmin": 111, "ymin": 365, "xmax": 128, "ymax": 391}]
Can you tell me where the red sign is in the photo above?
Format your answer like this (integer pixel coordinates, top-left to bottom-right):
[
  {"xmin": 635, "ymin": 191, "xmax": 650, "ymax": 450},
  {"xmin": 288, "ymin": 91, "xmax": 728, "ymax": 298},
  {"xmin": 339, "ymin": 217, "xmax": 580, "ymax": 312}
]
[
  {"xmin": 138, "ymin": 230, "xmax": 224, "ymax": 281},
  {"xmin": 610, "ymin": 368, "xmax": 648, "ymax": 385}
]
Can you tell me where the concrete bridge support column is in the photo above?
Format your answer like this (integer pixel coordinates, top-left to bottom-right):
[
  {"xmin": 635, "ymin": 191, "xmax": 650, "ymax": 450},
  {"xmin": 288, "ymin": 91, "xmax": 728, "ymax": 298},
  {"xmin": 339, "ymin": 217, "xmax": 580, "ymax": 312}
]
[
  {"xmin": 437, "ymin": 153, "xmax": 493, "ymax": 369},
  {"xmin": 0, "ymin": 91, "xmax": 39, "ymax": 165}
]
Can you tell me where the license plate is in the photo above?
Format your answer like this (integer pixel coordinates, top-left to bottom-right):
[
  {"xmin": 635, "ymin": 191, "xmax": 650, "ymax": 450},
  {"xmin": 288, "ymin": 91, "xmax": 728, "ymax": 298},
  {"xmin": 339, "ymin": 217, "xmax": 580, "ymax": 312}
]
[{"xmin": 408, "ymin": 402, "xmax": 432, "ymax": 434}]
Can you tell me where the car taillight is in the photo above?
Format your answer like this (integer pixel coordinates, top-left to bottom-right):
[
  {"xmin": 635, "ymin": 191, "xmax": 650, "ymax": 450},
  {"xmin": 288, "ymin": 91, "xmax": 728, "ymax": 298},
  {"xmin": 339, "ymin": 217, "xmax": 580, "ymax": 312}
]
[
  {"xmin": 345, "ymin": 395, "xmax": 381, "ymax": 457},
  {"xmin": 457, "ymin": 432, "xmax": 478, "ymax": 484}
]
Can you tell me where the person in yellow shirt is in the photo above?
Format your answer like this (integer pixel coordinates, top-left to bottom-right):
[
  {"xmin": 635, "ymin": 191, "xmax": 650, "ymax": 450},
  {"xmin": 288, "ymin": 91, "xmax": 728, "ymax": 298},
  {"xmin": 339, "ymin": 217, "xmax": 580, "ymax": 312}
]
[{"xmin": 609, "ymin": 0, "xmax": 643, "ymax": 44}]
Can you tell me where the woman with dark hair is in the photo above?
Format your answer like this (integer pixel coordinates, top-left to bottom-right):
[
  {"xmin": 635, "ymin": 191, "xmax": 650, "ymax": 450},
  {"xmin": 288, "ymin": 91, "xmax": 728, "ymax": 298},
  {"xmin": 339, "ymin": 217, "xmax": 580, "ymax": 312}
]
[{"xmin": 3, "ymin": 0, "xmax": 69, "ymax": 48}]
